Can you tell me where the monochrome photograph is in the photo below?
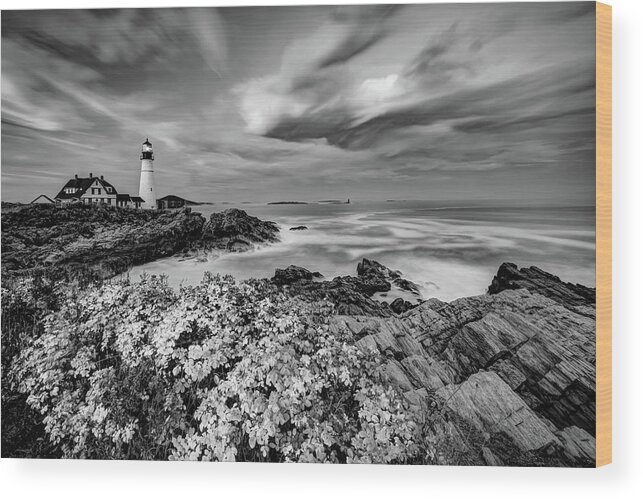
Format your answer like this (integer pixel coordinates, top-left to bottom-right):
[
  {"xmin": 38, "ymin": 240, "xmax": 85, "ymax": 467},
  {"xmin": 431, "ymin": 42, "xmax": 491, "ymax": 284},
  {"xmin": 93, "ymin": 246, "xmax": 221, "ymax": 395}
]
[{"xmin": 1, "ymin": 2, "xmax": 598, "ymax": 466}]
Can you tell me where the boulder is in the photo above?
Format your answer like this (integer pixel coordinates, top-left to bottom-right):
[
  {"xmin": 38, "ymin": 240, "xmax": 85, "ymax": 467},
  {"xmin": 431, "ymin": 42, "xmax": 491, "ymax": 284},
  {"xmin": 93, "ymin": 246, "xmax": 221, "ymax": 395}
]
[
  {"xmin": 271, "ymin": 265, "xmax": 323, "ymax": 286},
  {"xmin": 203, "ymin": 208, "xmax": 279, "ymax": 245},
  {"xmin": 357, "ymin": 258, "xmax": 421, "ymax": 295},
  {"xmin": 390, "ymin": 297, "xmax": 416, "ymax": 315}
]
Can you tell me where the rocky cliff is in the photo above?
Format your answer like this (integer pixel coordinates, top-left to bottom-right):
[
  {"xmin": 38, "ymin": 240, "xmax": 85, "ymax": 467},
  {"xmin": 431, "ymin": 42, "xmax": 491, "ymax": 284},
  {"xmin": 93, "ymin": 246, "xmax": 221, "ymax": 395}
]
[
  {"xmin": 1, "ymin": 203, "xmax": 279, "ymax": 280},
  {"xmin": 274, "ymin": 260, "xmax": 597, "ymax": 466}
]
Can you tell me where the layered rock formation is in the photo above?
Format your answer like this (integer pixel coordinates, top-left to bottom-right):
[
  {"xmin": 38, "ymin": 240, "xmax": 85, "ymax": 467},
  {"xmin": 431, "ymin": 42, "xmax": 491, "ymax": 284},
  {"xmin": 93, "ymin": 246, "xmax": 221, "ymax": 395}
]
[
  {"xmin": 489, "ymin": 262, "xmax": 595, "ymax": 312},
  {"xmin": 329, "ymin": 262, "xmax": 596, "ymax": 466}
]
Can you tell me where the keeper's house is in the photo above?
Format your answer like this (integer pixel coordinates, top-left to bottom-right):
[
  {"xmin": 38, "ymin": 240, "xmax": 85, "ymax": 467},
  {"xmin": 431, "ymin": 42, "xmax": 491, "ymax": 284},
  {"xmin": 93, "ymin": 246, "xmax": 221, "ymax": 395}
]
[{"xmin": 54, "ymin": 173, "xmax": 144, "ymax": 208}]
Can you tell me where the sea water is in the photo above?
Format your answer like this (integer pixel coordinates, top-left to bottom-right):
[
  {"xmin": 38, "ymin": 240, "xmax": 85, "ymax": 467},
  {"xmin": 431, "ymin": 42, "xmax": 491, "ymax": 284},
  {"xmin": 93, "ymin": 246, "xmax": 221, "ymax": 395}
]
[{"xmin": 125, "ymin": 200, "xmax": 595, "ymax": 302}]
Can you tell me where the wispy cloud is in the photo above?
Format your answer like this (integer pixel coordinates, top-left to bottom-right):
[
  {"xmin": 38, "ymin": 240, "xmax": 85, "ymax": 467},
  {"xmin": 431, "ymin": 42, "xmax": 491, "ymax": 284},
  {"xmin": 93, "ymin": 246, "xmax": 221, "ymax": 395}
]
[
  {"xmin": 2, "ymin": 4, "xmax": 597, "ymax": 204},
  {"xmin": 233, "ymin": 3, "xmax": 596, "ymax": 177}
]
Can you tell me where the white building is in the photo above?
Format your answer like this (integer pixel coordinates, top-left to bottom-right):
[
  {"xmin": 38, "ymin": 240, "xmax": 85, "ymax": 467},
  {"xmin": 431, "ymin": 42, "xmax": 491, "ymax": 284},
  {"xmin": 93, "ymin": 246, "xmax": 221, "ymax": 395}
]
[{"xmin": 138, "ymin": 138, "xmax": 157, "ymax": 209}]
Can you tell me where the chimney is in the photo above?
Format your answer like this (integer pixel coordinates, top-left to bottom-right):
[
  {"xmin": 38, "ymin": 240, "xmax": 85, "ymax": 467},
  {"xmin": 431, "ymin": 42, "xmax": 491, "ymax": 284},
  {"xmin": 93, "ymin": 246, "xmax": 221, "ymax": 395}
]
[
  {"xmin": 100, "ymin": 175, "xmax": 104, "ymax": 180},
  {"xmin": 89, "ymin": 173, "xmax": 93, "ymax": 178},
  {"xmin": 75, "ymin": 174, "xmax": 78, "ymax": 180}
]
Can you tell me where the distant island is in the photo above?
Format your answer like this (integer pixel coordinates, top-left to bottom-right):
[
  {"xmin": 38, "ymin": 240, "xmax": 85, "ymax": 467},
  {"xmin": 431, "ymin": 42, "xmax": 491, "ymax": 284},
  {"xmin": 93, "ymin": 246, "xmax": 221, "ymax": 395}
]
[
  {"xmin": 267, "ymin": 199, "xmax": 351, "ymax": 205},
  {"xmin": 318, "ymin": 199, "xmax": 350, "ymax": 204}
]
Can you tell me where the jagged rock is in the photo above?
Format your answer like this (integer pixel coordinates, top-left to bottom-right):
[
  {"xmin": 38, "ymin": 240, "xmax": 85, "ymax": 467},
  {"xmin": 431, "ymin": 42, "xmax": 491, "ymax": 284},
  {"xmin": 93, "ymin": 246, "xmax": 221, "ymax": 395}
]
[
  {"xmin": 481, "ymin": 447, "xmax": 504, "ymax": 466},
  {"xmin": 273, "ymin": 259, "xmax": 422, "ymax": 317},
  {"xmin": 329, "ymin": 262, "xmax": 598, "ymax": 466},
  {"xmin": 1, "ymin": 204, "xmax": 280, "ymax": 280},
  {"xmin": 488, "ymin": 262, "xmax": 595, "ymax": 310},
  {"xmin": 277, "ymin": 276, "xmax": 392, "ymax": 316},
  {"xmin": 436, "ymin": 371, "xmax": 559, "ymax": 452},
  {"xmin": 1, "ymin": 203, "xmax": 205, "ymax": 279},
  {"xmin": 382, "ymin": 361, "xmax": 414, "ymax": 392},
  {"xmin": 271, "ymin": 265, "xmax": 323, "ymax": 286},
  {"xmin": 556, "ymin": 426, "xmax": 596, "ymax": 463},
  {"xmin": 203, "ymin": 208, "xmax": 279, "ymax": 246},
  {"xmin": 390, "ymin": 297, "xmax": 416, "ymax": 314},
  {"xmin": 289, "ymin": 225, "xmax": 308, "ymax": 231},
  {"xmin": 357, "ymin": 258, "xmax": 421, "ymax": 295}
]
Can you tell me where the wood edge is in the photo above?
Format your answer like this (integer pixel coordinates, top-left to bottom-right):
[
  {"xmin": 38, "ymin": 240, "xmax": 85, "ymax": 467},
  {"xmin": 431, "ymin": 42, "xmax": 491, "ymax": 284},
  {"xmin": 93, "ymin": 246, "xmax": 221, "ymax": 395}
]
[{"xmin": 595, "ymin": 1, "xmax": 612, "ymax": 468}]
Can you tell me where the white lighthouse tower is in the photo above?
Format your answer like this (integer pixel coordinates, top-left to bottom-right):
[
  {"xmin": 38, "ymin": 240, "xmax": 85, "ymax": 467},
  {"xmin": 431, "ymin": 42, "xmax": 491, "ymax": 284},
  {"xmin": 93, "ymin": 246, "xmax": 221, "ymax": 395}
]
[{"xmin": 139, "ymin": 138, "xmax": 157, "ymax": 209}]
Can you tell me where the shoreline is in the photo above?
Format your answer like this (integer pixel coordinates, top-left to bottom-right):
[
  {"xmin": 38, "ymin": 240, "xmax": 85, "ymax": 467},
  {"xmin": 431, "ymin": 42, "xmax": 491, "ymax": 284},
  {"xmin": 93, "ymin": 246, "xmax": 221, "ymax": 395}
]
[{"xmin": 2, "ymin": 201, "xmax": 598, "ymax": 466}]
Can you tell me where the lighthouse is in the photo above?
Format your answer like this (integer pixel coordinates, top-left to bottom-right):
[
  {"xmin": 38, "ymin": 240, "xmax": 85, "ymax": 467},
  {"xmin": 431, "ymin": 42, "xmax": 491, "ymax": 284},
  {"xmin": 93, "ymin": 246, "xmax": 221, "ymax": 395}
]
[{"xmin": 139, "ymin": 138, "xmax": 157, "ymax": 209}]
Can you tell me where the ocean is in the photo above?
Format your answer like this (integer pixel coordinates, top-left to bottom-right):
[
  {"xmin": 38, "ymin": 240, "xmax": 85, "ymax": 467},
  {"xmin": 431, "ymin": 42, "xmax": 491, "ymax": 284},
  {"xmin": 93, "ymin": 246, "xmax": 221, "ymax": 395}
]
[{"xmin": 125, "ymin": 201, "xmax": 596, "ymax": 302}]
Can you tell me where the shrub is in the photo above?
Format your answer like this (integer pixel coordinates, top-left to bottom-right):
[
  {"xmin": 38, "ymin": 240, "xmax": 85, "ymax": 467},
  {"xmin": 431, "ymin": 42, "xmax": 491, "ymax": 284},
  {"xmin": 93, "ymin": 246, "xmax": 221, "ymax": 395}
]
[
  {"xmin": 12, "ymin": 274, "xmax": 421, "ymax": 462},
  {"xmin": 1, "ymin": 271, "xmax": 73, "ymax": 457}
]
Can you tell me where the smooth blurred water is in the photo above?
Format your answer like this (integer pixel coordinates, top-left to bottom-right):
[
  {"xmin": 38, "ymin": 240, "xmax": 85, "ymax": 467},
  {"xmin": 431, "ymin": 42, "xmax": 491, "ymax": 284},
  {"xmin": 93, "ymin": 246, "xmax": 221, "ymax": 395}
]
[{"xmin": 126, "ymin": 200, "xmax": 595, "ymax": 301}]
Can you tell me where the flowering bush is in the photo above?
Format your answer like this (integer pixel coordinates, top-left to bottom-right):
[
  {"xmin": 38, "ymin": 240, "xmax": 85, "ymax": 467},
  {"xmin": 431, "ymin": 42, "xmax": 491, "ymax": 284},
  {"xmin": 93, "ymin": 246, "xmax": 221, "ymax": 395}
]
[{"xmin": 12, "ymin": 274, "xmax": 422, "ymax": 462}]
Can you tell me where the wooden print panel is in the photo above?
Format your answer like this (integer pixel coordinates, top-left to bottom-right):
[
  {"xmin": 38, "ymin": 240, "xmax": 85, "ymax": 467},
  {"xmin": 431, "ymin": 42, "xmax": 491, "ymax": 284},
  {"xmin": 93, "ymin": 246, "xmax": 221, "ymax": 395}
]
[
  {"xmin": 0, "ymin": 2, "xmax": 612, "ymax": 467},
  {"xmin": 595, "ymin": 1, "xmax": 612, "ymax": 468}
]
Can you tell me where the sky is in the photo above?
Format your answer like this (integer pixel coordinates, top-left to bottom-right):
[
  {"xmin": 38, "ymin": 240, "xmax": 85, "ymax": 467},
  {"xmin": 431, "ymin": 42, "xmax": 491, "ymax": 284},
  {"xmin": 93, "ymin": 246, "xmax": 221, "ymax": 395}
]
[{"xmin": 1, "ymin": 2, "xmax": 596, "ymax": 204}]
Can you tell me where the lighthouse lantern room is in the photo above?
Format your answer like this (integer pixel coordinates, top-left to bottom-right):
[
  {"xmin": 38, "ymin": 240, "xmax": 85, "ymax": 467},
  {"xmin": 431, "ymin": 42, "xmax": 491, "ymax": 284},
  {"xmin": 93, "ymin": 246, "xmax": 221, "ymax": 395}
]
[{"xmin": 139, "ymin": 138, "xmax": 156, "ymax": 209}]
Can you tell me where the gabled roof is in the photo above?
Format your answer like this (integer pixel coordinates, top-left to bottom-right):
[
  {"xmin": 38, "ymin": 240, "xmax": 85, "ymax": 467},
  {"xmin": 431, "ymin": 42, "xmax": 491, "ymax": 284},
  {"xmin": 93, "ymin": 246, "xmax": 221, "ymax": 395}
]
[
  {"xmin": 129, "ymin": 196, "xmax": 144, "ymax": 203},
  {"xmin": 30, "ymin": 194, "xmax": 55, "ymax": 204},
  {"xmin": 54, "ymin": 176, "xmax": 118, "ymax": 200}
]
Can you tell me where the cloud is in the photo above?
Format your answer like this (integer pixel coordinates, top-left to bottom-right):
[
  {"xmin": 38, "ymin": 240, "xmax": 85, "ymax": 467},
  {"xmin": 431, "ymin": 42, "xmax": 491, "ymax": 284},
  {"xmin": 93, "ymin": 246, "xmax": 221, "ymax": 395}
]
[
  {"xmin": 233, "ymin": 5, "xmax": 402, "ymax": 136},
  {"xmin": 2, "ymin": 8, "xmax": 228, "ymax": 71},
  {"xmin": 233, "ymin": 3, "xmax": 596, "ymax": 175},
  {"xmin": 314, "ymin": 5, "xmax": 402, "ymax": 69},
  {"xmin": 1, "ymin": 8, "xmax": 231, "ymax": 152},
  {"xmin": 2, "ymin": 4, "xmax": 598, "ymax": 204}
]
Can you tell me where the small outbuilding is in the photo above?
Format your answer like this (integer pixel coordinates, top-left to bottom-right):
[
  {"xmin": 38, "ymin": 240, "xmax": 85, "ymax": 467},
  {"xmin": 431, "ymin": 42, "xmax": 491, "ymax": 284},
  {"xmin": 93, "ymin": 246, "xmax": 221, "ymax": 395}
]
[
  {"xmin": 116, "ymin": 194, "xmax": 144, "ymax": 209},
  {"xmin": 157, "ymin": 195, "xmax": 197, "ymax": 210}
]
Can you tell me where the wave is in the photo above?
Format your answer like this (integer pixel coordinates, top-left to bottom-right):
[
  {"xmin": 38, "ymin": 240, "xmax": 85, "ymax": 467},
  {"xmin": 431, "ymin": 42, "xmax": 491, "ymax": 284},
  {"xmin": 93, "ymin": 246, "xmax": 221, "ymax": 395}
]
[{"xmin": 128, "ymin": 202, "xmax": 596, "ymax": 301}]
